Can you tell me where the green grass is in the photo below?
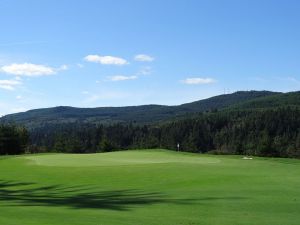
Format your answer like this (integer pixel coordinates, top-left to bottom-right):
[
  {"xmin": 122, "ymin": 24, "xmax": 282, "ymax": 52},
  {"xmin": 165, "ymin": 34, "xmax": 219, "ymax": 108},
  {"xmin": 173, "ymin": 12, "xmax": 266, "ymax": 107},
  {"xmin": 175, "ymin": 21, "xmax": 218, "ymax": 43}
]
[{"xmin": 0, "ymin": 149, "xmax": 300, "ymax": 225}]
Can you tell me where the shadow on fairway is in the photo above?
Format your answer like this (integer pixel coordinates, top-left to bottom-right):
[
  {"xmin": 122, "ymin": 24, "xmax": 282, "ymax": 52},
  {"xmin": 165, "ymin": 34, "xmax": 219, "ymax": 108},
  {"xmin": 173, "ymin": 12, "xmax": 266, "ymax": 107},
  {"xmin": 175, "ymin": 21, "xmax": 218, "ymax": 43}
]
[
  {"xmin": 0, "ymin": 180, "xmax": 177, "ymax": 210},
  {"xmin": 0, "ymin": 180, "xmax": 246, "ymax": 211}
]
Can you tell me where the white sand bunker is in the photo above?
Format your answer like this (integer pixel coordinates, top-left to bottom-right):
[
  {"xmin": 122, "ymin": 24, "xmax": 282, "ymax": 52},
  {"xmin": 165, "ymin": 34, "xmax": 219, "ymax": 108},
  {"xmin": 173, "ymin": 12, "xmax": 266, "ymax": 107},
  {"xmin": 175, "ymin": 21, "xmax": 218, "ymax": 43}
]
[{"xmin": 242, "ymin": 156, "xmax": 253, "ymax": 160}]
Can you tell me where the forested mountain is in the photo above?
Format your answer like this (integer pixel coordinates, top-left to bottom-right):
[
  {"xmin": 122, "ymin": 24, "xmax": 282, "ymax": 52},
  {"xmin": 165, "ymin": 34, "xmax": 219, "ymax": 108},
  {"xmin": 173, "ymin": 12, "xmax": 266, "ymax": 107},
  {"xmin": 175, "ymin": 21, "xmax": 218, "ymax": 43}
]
[
  {"xmin": 231, "ymin": 91, "xmax": 300, "ymax": 109},
  {"xmin": 1, "ymin": 91, "xmax": 278, "ymax": 128},
  {"xmin": 1, "ymin": 90, "xmax": 300, "ymax": 157},
  {"xmin": 29, "ymin": 106, "xmax": 300, "ymax": 158}
]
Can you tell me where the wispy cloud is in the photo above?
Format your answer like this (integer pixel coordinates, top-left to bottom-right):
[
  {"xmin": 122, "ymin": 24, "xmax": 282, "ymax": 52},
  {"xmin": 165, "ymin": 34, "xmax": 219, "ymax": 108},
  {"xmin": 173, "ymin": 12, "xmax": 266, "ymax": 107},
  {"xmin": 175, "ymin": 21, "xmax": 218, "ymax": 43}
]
[
  {"xmin": 0, "ymin": 79, "xmax": 22, "ymax": 91},
  {"xmin": 108, "ymin": 75, "xmax": 138, "ymax": 81},
  {"xmin": 134, "ymin": 54, "xmax": 154, "ymax": 62},
  {"xmin": 286, "ymin": 76, "xmax": 300, "ymax": 84},
  {"xmin": 58, "ymin": 64, "xmax": 68, "ymax": 71},
  {"xmin": 137, "ymin": 66, "xmax": 152, "ymax": 75},
  {"xmin": 81, "ymin": 91, "xmax": 90, "ymax": 95},
  {"xmin": 181, "ymin": 77, "xmax": 217, "ymax": 85},
  {"xmin": 1, "ymin": 63, "xmax": 56, "ymax": 76},
  {"xmin": 84, "ymin": 54, "xmax": 128, "ymax": 65},
  {"xmin": 0, "ymin": 63, "xmax": 68, "ymax": 77},
  {"xmin": 77, "ymin": 63, "xmax": 84, "ymax": 68}
]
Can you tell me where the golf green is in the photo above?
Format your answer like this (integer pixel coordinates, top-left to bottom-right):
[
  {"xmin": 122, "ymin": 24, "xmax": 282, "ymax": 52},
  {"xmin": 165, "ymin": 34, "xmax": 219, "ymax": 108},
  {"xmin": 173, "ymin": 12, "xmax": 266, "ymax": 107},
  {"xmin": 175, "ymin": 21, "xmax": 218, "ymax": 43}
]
[{"xmin": 0, "ymin": 149, "xmax": 299, "ymax": 225}]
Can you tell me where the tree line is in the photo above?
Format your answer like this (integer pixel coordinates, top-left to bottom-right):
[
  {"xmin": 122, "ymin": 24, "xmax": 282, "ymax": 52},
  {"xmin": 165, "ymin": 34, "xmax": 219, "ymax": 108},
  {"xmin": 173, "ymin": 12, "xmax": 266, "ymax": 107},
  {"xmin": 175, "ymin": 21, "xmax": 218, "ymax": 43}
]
[
  {"xmin": 0, "ymin": 124, "xmax": 29, "ymax": 155},
  {"xmin": 27, "ymin": 106, "xmax": 300, "ymax": 158}
]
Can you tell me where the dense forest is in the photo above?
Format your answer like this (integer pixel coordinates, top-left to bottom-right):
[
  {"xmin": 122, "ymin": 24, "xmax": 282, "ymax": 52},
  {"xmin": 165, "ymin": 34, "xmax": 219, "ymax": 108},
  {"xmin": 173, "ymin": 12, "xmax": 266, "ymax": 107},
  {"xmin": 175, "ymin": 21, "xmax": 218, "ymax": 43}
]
[
  {"xmin": 1, "ymin": 91, "xmax": 278, "ymax": 128},
  {"xmin": 0, "ymin": 124, "xmax": 29, "ymax": 155},
  {"xmin": 28, "ymin": 107, "xmax": 300, "ymax": 158},
  {"xmin": 1, "ymin": 91, "xmax": 300, "ymax": 158}
]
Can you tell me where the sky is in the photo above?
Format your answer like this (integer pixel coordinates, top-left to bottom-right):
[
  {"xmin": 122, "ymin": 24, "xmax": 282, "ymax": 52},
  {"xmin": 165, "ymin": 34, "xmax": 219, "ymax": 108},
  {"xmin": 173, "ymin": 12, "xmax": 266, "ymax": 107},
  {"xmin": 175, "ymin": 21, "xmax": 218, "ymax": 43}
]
[{"xmin": 0, "ymin": 0, "xmax": 300, "ymax": 116}]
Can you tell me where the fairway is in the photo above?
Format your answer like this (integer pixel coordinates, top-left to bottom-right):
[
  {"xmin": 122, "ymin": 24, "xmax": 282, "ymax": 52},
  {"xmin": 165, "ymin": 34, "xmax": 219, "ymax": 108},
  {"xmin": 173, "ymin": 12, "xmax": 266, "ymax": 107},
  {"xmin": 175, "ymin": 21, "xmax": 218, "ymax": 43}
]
[{"xmin": 0, "ymin": 150, "xmax": 300, "ymax": 225}]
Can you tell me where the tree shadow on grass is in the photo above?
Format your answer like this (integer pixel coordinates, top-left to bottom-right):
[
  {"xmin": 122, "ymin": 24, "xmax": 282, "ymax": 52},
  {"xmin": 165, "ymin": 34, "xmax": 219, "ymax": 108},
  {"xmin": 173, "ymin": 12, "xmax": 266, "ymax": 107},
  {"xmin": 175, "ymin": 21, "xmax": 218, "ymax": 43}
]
[
  {"xmin": 0, "ymin": 180, "xmax": 177, "ymax": 210},
  {"xmin": 0, "ymin": 180, "xmax": 246, "ymax": 211}
]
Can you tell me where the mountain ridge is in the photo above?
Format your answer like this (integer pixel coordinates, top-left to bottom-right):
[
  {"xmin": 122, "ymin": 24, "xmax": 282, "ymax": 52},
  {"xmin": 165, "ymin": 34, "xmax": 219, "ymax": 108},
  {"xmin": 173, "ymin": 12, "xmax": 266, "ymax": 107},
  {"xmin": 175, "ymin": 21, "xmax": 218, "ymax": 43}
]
[{"xmin": 0, "ymin": 90, "xmax": 289, "ymax": 128}]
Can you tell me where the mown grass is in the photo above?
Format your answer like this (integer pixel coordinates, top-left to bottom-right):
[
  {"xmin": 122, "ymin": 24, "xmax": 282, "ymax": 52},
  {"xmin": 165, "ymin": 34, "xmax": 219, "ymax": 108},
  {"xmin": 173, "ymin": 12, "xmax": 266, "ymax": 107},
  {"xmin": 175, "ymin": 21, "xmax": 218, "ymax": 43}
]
[{"xmin": 0, "ymin": 149, "xmax": 299, "ymax": 225}]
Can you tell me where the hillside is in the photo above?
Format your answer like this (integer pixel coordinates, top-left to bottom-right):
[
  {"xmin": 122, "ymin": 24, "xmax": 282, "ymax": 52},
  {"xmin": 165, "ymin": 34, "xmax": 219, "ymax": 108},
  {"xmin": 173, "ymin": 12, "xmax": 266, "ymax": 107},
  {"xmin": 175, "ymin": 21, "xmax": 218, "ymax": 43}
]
[
  {"xmin": 228, "ymin": 91, "xmax": 300, "ymax": 110},
  {"xmin": 0, "ymin": 91, "xmax": 278, "ymax": 128}
]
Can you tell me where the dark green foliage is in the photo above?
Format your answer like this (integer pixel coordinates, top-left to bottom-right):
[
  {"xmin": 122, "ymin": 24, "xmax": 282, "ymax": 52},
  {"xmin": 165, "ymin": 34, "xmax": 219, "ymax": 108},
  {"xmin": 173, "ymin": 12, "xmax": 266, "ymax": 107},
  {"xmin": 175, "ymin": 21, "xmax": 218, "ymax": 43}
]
[
  {"xmin": 28, "ymin": 107, "xmax": 300, "ymax": 158},
  {"xmin": 0, "ymin": 91, "xmax": 279, "ymax": 128},
  {"xmin": 0, "ymin": 124, "xmax": 29, "ymax": 155},
  {"xmin": 2, "ymin": 91, "xmax": 300, "ymax": 157},
  {"xmin": 231, "ymin": 91, "xmax": 300, "ymax": 110}
]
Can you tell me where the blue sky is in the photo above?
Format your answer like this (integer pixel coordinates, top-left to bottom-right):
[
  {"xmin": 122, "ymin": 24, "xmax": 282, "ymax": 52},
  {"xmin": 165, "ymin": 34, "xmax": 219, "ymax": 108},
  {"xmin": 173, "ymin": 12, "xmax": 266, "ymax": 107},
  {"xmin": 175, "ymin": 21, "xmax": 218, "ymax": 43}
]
[{"xmin": 0, "ymin": 0, "xmax": 299, "ymax": 116}]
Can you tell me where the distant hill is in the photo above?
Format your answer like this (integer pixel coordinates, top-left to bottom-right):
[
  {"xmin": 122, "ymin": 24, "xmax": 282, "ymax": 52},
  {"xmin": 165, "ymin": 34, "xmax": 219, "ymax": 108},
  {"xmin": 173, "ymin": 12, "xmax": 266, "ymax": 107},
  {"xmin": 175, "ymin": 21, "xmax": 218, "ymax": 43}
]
[
  {"xmin": 0, "ymin": 91, "xmax": 280, "ymax": 128},
  {"xmin": 228, "ymin": 91, "xmax": 300, "ymax": 110}
]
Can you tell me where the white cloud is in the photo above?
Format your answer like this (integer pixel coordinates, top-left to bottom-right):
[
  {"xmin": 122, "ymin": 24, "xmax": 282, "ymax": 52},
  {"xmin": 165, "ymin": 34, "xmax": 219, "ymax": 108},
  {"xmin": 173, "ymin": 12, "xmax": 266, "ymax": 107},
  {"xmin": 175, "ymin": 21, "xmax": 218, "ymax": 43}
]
[
  {"xmin": 108, "ymin": 75, "xmax": 138, "ymax": 81},
  {"xmin": 137, "ymin": 66, "xmax": 152, "ymax": 75},
  {"xmin": 84, "ymin": 54, "xmax": 128, "ymax": 65},
  {"xmin": 58, "ymin": 64, "xmax": 68, "ymax": 71},
  {"xmin": 1, "ymin": 63, "xmax": 56, "ymax": 76},
  {"xmin": 0, "ymin": 79, "xmax": 22, "ymax": 91},
  {"xmin": 77, "ymin": 63, "xmax": 84, "ymax": 68},
  {"xmin": 286, "ymin": 76, "xmax": 300, "ymax": 84},
  {"xmin": 134, "ymin": 54, "xmax": 154, "ymax": 62},
  {"xmin": 181, "ymin": 77, "xmax": 217, "ymax": 85},
  {"xmin": 81, "ymin": 91, "xmax": 89, "ymax": 95},
  {"xmin": 16, "ymin": 95, "xmax": 23, "ymax": 100}
]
